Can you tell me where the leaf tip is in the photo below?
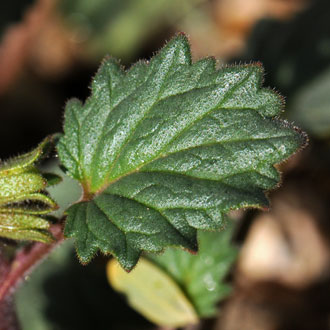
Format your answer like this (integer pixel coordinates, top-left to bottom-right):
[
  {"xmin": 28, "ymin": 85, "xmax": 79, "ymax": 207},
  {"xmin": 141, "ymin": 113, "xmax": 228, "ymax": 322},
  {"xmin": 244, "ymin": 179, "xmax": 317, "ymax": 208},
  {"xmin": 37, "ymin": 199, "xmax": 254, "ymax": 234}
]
[
  {"xmin": 74, "ymin": 246, "xmax": 94, "ymax": 266},
  {"xmin": 185, "ymin": 246, "xmax": 198, "ymax": 255}
]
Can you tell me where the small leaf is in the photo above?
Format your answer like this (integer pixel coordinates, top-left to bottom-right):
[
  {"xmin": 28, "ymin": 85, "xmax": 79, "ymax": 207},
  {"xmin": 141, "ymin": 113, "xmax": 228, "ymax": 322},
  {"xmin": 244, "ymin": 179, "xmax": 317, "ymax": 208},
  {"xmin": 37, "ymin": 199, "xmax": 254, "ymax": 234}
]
[
  {"xmin": 0, "ymin": 169, "xmax": 46, "ymax": 204},
  {"xmin": 58, "ymin": 34, "xmax": 305, "ymax": 270},
  {"xmin": 42, "ymin": 173, "xmax": 63, "ymax": 187},
  {"xmin": 0, "ymin": 137, "xmax": 59, "ymax": 243},
  {"xmin": 107, "ymin": 222, "xmax": 236, "ymax": 325},
  {"xmin": 0, "ymin": 136, "xmax": 51, "ymax": 176},
  {"xmin": 0, "ymin": 227, "xmax": 53, "ymax": 243},
  {"xmin": 0, "ymin": 193, "xmax": 58, "ymax": 215},
  {"xmin": 0, "ymin": 213, "xmax": 52, "ymax": 243},
  {"xmin": 107, "ymin": 258, "xmax": 199, "ymax": 328},
  {"xmin": 149, "ymin": 221, "xmax": 237, "ymax": 317}
]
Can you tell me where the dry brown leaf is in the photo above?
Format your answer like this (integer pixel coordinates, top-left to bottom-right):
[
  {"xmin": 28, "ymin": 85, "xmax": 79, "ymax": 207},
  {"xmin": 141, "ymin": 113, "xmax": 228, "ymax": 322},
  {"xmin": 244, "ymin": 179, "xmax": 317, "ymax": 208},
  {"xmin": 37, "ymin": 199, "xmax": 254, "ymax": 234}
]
[{"xmin": 0, "ymin": 0, "xmax": 79, "ymax": 96}]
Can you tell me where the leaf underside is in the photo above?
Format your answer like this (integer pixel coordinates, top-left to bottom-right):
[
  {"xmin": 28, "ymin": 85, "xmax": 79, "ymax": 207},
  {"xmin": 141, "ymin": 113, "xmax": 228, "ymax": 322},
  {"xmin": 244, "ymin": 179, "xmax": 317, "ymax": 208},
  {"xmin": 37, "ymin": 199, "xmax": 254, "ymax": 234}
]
[{"xmin": 58, "ymin": 33, "xmax": 305, "ymax": 270}]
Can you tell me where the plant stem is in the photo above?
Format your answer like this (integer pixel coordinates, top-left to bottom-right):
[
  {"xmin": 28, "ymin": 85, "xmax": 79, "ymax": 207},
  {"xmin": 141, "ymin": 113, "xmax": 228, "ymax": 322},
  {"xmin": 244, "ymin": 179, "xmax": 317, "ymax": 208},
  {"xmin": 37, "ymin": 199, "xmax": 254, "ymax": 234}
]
[
  {"xmin": 0, "ymin": 222, "xmax": 64, "ymax": 303},
  {"xmin": 0, "ymin": 295, "xmax": 20, "ymax": 330}
]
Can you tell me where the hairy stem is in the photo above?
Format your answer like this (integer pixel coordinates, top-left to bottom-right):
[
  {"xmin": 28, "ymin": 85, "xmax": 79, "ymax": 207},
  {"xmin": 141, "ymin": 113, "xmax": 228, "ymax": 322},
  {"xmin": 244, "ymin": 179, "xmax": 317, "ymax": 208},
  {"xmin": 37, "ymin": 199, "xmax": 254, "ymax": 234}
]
[
  {"xmin": 0, "ymin": 222, "xmax": 64, "ymax": 303},
  {"xmin": 0, "ymin": 296, "xmax": 21, "ymax": 330}
]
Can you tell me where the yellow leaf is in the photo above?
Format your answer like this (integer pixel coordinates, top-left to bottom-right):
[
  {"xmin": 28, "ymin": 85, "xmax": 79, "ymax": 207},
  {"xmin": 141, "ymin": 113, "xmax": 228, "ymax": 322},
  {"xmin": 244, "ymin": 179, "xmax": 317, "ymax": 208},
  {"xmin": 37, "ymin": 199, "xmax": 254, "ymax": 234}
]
[{"xmin": 107, "ymin": 258, "xmax": 199, "ymax": 327}]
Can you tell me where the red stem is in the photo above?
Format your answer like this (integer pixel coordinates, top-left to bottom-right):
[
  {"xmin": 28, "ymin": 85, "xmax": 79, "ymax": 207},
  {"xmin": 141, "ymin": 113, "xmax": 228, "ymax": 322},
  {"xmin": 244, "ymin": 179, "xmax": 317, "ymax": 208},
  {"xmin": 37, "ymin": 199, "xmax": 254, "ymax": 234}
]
[
  {"xmin": 0, "ymin": 223, "xmax": 65, "ymax": 303},
  {"xmin": 0, "ymin": 295, "xmax": 21, "ymax": 330}
]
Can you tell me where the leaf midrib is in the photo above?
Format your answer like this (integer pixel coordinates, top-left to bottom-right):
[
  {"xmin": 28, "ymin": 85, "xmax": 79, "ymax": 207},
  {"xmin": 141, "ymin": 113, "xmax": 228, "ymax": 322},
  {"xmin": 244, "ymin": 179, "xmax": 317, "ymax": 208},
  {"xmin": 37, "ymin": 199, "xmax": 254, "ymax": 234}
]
[
  {"xmin": 91, "ymin": 73, "xmax": 253, "ymax": 195},
  {"xmin": 84, "ymin": 61, "xmax": 251, "ymax": 193},
  {"xmin": 90, "ymin": 48, "xmax": 181, "ymax": 190},
  {"xmin": 93, "ymin": 131, "xmax": 292, "ymax": 197}
]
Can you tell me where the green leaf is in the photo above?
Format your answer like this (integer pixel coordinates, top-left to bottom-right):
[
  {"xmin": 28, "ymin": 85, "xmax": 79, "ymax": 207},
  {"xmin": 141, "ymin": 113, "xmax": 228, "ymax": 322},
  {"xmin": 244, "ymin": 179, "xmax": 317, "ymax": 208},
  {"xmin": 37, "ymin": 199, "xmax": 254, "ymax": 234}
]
[
  {"xmin": 107, "ymin": 257, "xmax": 199, "ymax": 327},
  {"xmin": 0, "ymin": 213, "xmax": 53, "ymax": 243},
  {"xmin": 0, "ymin": 169, "xmax": 46, "ymax": 204},
  {"xmin": 0, "ymin": 137, "xmax": 59, "ymax": 243},
  {"xmin": 58, "ymin": 34, "xmax": 305, "ymax": 270},
  {"xmin": 42, "ymin": 173, "xmax": 63, "ymax": 187},
  {"xmin": 149, "ymin": 221, "xmax": 237, "ymax": 318},
  {"xmin": 107, "ymin": 221, "xmax": 236, "ymax": 325},
  {"xmin": 0, "ymin": 135, "xmax": 51, "ymax": 176}
]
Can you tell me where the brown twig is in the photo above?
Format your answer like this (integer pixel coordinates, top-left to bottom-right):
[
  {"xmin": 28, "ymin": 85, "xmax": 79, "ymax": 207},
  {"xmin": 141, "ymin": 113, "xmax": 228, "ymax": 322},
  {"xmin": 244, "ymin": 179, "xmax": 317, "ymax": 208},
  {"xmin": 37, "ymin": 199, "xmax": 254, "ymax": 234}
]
[{"xmin": 0, "ymin": 222, "xmax": 65, "ymax": 304}]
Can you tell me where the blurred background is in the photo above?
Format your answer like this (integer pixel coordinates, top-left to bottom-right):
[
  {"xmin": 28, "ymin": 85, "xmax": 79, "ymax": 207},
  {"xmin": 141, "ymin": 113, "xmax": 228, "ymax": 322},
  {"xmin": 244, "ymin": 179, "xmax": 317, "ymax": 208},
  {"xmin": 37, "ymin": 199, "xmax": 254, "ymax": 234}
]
[{"xmin": 2, "ymin": 0, "xmax": 330, "ymax": 329}]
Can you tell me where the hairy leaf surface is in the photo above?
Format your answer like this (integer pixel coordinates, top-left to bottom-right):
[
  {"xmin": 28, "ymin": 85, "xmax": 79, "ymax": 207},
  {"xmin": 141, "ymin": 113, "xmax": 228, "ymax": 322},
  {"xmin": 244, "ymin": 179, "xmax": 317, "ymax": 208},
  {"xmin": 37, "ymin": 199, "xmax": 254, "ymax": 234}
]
[
  {"xmin": 58, "ymin": 34, "xmax": 305, "ymax": 270},
  {"xmin": 0, "ymin": 137, "xmax": 59, "ymax": 243}
]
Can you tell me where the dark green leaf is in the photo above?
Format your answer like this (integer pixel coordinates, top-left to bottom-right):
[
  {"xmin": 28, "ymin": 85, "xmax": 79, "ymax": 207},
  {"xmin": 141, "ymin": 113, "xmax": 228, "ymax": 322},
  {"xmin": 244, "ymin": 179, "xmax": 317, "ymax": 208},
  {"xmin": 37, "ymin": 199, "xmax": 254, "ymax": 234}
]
[{"xmin": 58, "ymin": 34, "xmax": 305, "ymax": 270}]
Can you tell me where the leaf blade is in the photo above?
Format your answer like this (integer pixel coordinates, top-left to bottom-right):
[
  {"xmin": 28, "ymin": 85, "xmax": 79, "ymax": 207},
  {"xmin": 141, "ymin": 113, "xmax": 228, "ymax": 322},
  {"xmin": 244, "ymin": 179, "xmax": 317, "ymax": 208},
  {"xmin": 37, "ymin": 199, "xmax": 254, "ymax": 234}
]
[
  {"xmin": 58, "ymin": 34, "xmax": 305, "ymax": 270},
  {"xmin": 0, "ymin": 137, "xmax": 59, "ymax": 243}
]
